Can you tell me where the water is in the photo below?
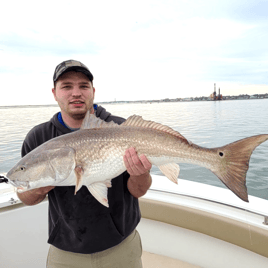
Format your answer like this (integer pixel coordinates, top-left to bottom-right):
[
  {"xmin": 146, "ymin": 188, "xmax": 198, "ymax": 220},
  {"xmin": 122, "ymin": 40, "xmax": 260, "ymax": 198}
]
[{"xmin": 0, "ymin": 99, "xmax": 268, "ymax": 199}]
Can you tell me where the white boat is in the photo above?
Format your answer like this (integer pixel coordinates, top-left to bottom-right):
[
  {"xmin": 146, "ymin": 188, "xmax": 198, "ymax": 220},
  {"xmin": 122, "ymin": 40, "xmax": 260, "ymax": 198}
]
[{"xmin": 1, "ymin": 175, "xmax": 268, "ymax": 268}]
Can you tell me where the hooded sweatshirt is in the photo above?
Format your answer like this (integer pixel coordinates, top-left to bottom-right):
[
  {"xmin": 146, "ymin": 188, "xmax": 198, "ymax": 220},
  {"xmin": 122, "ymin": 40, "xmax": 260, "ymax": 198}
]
[{"xmin": 21, "ymin": 105, "xmax": 141, "ymax": 254}]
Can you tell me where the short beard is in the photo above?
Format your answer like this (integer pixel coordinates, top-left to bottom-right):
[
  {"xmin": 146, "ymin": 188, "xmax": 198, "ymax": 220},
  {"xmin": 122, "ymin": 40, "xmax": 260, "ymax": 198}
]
[
  {"xmin": 69, "ymin": 100, "xmax": 94, "ymax": 120},
  {"xmin": 70, "ymin": 112, "xmax": 87, "ymax": 120}
]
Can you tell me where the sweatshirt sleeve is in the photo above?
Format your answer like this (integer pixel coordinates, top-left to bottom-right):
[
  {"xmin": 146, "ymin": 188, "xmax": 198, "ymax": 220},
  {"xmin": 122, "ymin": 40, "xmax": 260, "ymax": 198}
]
[{"xmin": 21, "ymin": 128, "xmax": 39, "ymax": 157}]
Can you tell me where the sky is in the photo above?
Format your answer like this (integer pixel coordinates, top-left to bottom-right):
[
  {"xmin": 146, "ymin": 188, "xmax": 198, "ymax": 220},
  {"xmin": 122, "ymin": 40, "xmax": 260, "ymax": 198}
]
[{"xmin": 1, "ymin": 0, "xmax": 268, "ymax": 106}]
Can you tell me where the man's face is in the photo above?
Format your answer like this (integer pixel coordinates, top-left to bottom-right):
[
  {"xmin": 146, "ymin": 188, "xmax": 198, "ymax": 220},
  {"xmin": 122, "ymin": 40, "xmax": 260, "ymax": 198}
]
[{"xmin": 52, "ymin": 71, "xmax": 95, "ymax": 120}]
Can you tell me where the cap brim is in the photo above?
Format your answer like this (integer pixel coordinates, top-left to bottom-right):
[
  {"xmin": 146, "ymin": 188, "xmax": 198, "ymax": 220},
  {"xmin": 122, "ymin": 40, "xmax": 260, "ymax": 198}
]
[{"xmin": 54, "ymin": 66, "xmax": 93, "ymax": 82}]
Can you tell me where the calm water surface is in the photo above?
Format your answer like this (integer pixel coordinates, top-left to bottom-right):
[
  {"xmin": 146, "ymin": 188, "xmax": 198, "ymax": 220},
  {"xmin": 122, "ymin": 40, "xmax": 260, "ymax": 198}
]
[{"xmin": 0, "ymin": 99, "xmax": 268, "ymax": 199}]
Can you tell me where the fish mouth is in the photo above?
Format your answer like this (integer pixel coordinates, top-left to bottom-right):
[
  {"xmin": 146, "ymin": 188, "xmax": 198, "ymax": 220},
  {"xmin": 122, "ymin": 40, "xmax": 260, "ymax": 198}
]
[{"xmin": 9, "ymin": 180, "xmax": 30, "ymax": 192}]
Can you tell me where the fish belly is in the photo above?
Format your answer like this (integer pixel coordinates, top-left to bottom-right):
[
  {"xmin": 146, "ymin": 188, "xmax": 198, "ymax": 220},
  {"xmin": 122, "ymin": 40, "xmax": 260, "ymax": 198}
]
[{"xmin": 81, "ymin": 157, "xmax": 127, "ymax": 186}]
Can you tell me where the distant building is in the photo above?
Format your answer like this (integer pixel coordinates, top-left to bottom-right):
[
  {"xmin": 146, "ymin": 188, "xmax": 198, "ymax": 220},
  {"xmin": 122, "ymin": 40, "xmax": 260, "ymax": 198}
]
[
  {"xmin": 209, "ymin": 83, "xmax": 222, "ymax": 100},
  {"xmin": 250, "ymin": 95, "xmax": 258, "ymax": 99}
]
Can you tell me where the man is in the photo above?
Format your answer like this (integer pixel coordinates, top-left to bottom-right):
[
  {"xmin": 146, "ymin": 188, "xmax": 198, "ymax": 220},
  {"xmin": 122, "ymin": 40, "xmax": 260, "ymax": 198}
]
[{"xmin": 17, "ymin": 60, "xmax": 152, "ymax": 268}]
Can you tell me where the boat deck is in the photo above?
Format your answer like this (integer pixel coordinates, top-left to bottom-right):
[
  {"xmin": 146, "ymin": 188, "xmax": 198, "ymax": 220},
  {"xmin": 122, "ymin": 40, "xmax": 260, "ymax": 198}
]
[{"xmin": 142, "ymin": 251, "xmax": 200, "ymax": 268}]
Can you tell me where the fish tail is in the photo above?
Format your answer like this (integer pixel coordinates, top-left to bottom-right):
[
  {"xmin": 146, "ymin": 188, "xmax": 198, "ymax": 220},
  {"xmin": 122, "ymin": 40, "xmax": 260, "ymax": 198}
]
[{"xmin": 212, "ymin": 134, "xmax": 268, "ymax": 202}]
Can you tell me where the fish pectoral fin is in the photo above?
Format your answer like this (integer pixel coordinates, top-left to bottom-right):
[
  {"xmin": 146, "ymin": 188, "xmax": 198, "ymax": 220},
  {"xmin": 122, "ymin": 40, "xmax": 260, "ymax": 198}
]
[
  {"xmin": 87, "ymin": 182, "xmax": 109, "ymax": 207},
  {"xmin": 104, "ymin": 179, "xmax": 112, "ymax": 188},
  {"xmin": 74, "ymin": 166, "xmax": 84, "ymax": 195},
  {"xmin": 158, "ymin": 163, "xmax": 180, "ymax": 184}
]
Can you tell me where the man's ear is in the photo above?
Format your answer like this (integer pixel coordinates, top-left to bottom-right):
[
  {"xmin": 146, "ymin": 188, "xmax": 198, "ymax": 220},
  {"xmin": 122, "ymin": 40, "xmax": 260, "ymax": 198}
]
[{"xmin": 52, "ymin": 88, "xmax": 57, "ymax": 101}]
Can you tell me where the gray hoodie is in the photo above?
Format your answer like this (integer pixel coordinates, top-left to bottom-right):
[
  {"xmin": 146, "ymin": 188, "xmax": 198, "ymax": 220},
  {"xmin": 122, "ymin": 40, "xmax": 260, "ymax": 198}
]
[{"xmin": 21, "ymin": 105, "xmax": 141, "ymax": 254}]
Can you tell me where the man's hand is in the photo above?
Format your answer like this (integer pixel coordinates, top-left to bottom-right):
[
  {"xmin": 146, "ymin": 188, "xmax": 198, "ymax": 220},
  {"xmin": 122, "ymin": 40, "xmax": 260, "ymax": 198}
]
[
  {"xmin": 124, "ymin": 147, "xmax": 152, "ymax": 198},
  {"xmin": 17, "ymin": 186, "xmax": 55, "ymax": 206},
  {"xmin": 30, "ymin": 186, "xmax": 55, "ymax": 196},
  {"xmin": 124, "ymin": 147, "xmax": 152, "ymax": 176}
]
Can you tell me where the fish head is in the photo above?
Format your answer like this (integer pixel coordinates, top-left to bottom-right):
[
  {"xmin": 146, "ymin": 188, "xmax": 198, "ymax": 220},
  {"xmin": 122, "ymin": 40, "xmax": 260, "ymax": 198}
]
[
  {"xmin": 7, "ymin": 151, "xmax": 55, "ymax": 192},
  {"xmin": 7, "ymin": 146, "xmax": 76, "ymax": 192}
]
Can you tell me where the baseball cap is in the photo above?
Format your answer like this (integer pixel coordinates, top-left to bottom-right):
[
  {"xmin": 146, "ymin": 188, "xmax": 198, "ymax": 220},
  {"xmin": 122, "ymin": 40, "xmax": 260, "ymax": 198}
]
[{"xmin": 53, "ymin": 60, "xmax": 94, "ymax": 82}]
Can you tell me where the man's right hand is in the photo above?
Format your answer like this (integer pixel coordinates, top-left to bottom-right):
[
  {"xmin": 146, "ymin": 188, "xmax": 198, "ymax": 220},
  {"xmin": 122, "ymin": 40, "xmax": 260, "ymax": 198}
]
[{"xmin": 17, "ymin": 186, "xmax": 55, "ymax": 206}]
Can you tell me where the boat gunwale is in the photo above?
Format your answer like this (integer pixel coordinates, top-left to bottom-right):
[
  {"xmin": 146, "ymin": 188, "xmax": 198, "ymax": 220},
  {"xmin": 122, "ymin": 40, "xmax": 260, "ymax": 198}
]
[
  {"xmin": 139, "ymin": 193, "xmax": 268, "ymax": 259},
  {"xmin": 149, "ymin": 188, "xmax": 268, "ymax": 222}
]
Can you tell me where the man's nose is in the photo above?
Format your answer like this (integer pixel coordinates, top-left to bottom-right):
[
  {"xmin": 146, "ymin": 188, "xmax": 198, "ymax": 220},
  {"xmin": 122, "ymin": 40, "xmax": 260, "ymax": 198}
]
[{"xmin": 72, "ymin": 86, "xmax": 82, "ymax": 96}]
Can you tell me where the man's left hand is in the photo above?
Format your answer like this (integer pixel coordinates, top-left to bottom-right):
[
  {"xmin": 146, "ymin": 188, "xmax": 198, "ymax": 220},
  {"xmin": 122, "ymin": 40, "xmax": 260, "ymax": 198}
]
[
  {"xmin": 123, "ymin": 147, "xmax": 152, "ymax": 176},
  {"xmin": 124, "ymin": 147, "xmax": 152, "ymax": 198}
]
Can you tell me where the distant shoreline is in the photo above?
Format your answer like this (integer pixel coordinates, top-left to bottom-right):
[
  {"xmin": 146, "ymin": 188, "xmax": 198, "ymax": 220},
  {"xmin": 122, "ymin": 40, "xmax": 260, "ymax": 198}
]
[
  {"xmin": 99, "ymin": 93, "xmax": 268, "ymax": 104},
  {"xmin": 1, "ymin": 93, "xmax": 267, "ymax": 108},
  {"xmin": 0, "ymin": 104, "xmax": 59, "ymax": 109}
]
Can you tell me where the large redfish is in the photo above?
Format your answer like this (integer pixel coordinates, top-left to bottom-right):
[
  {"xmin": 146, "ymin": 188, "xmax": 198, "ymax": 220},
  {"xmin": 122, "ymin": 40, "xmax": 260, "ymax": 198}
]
[{"xmin": 6, "ymin": 111, "xmax": 268, "ymax": 207}]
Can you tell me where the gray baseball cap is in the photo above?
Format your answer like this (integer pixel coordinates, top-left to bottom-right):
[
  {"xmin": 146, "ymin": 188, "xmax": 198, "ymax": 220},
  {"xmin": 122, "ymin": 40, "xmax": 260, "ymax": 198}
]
[{"xmin": 53, "ymin": 60, "xmax": 94, "ymax": 82}]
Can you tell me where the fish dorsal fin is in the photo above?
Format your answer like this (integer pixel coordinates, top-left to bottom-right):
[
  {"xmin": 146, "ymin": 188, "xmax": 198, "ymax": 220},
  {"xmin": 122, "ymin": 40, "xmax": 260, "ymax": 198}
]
[
  {"xmin": 122, "ymin": 115, "xmax": 188, "ymax": 142},
  {"xmin": 81, "ymin": 111, "xmax": 119, "ymax": 129}
]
